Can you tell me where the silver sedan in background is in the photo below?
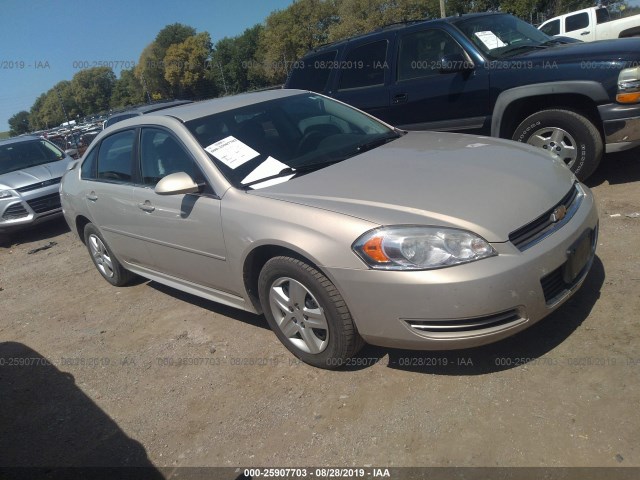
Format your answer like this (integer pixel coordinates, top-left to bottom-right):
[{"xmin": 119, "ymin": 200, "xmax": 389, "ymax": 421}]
[
  {"xmin": 0, "ymin": 136, "xmax": 74, "ymax": 235},
  {"xmin": 60, "ymin": 89, "xmax": 598, "ymax": 368}
]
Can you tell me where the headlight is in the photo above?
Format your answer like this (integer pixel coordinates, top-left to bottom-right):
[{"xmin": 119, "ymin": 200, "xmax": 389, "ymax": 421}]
[
  {"xmin": 617, "ymin": 66, "xmax": 640, "ymax": 104},
  {"xmin": 353, "ymin": 226, "xmax": 497, "ymax": 270},
  {"xmin": 0, "ymin": 190, "xmax": 14, "ymax": 199}
]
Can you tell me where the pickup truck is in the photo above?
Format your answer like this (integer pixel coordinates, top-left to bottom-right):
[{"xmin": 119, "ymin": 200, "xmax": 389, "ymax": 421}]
[
  {"xmin": 539, "ymin": 6, "xmax": 640, "ymax": 41},
  {"xmin": 286, "ymin": 12, "xmax": 640, "ymax": 180}
]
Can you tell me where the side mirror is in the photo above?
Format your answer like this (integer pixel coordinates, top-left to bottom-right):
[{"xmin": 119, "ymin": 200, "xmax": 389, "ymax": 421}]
[
  {"xmin": 155, "ymin": 172, "xmax": 201, "ymax": 196},
  {"xmin": 439, "ymin": 53, "xmax": 474, "ymax": 74}
]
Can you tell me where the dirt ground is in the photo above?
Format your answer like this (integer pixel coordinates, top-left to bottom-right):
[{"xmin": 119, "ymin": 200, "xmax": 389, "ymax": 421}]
[{"xmin": 1, "ymin": 148, "xmax": 639, "ymax": 474}]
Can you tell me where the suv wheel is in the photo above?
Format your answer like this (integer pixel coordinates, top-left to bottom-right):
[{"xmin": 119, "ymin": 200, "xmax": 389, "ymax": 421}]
[
  {"xmin": 84, "ymin": 223, "xmax": 135, "ymax": 286},
  {"xmin": 258, "ymin": 256, "xmax": 364, "ymax": 369},
  {"xmin": 512, "ymin": 109, "xmax": 603, "ymax": 181}
]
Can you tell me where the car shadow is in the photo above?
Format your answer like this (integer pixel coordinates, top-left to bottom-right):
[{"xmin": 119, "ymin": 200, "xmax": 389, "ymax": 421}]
[
  {"xmin": 585, "ymin": 147, "xmax": 640, "ymax": 188},
  {"xmin": 0, "ymin": 342, "xmax": 163, "ymax": 479},
  {"xmin": 0, "ymin": 218, "xmax": 70, "ymax": 248},
  {"xmin": 148, "ymin": 282, "xmax": 271, "ymax": 331},
  {"xmin": 143, "ymin": 256, "xmax": 603, "ymax": 375}
]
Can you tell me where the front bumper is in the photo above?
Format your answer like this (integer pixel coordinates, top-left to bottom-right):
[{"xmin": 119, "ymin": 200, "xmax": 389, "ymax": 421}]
[
  {"xmin": 0, "ymin": 186, "xmax": 63, "ymax": 233},
  {"xmin": 324, "ymin": 185, "xmax": 599, "ymax": 350},
  {"xmin": 599, "ymin": 103, "xmax": 640, "ymax": 153}
]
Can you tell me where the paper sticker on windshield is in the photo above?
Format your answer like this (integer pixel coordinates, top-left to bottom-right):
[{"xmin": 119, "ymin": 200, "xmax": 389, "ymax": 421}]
[
  {"xmin": 241, "ymin": 157, "xmax": 293, "ymax": 189},
  {"xmin": 205, "ymin": 135, "xmax": 259, "ymax": 169},
  {"xmin": 474, "ymin": 31, "xmax": 506, "ymax": 49}
]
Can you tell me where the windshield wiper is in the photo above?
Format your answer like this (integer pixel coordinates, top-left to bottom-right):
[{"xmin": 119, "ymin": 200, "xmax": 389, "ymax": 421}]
[
  {"xmin": 355, "ymin": 133, "xmax": 400, "ymax": 154},
  {"xmin": 242, "ymin": 133, "xmax": 400, "ymax": 188},
  {"xmin": 539, "ymin": 39, "xmax": 564, "ymax": 46},
  {"xmin": 500, "ymin": 44, "xmax": 548, "ymax": 57},
  {"xmin": 242, "ymin": 159, "xmax": 346, "ymax": 188}
]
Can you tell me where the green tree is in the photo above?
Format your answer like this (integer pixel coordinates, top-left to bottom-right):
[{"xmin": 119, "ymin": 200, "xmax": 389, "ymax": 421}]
[
  {"xmin": 257, "ymin": 0, "xmax": 340, "ymax": 83},
  {"xmin": 8, "ymin": 111, "xmax": 30, "ymax": 136},
  {"xmin": 328, "ymin": 0, "xmax": 439, "ymax": 40},
  {"xmin": 210, "ymin": 25, "xmax": 269, "ymax": 95},
  {"xmin": 111, "ymin": 68, "xmax": 145, "ymax": 108},
  {"xmin": 164, "ymin": 32, "xmax": 216, "ymax": 99},
  {"xmin": 71, "ymin": 67, "xmax": 116, "ymax": 116},
  {"xmin": 135, "ymin": 23, "xmax": 197, "ymax": 99},
  {"xmin": 30, "ymin": 81, "xmax": 79, "ymax": 129}
]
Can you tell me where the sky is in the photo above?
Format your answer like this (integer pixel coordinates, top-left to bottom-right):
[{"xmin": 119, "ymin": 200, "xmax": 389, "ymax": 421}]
[{"xmin": 0, "ymin": 0, "xmax": 296, "ymax": 131}]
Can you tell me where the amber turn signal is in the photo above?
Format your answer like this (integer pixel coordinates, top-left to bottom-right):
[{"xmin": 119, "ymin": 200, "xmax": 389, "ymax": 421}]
[
  {"xmin": 362, "ymin": 236, "xmax": 389, "ymax": 263},
  {"xmin": 616, "ymin": 92, "xmax": 640, "ymax": 104}
]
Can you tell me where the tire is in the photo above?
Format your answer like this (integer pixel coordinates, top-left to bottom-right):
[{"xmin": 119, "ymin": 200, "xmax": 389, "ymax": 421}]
[
  {"xmin": 83, "ymin": 223, "xmax": 134, "ymax": 287},
  {"xmin": 258, "ymin": 256, "xmax": 364, "ymax": 369},
  {"xmin": 511, "ymin": 109, "xmax": 603, "ymax": 181}
]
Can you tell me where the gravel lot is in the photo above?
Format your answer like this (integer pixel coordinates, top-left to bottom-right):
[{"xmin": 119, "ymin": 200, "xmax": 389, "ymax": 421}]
[{"xmin": 1, "ymin": 148, "xmax": 639, "ymax": 474}]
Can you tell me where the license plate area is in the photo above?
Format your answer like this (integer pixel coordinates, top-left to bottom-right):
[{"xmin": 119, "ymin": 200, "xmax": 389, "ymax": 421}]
[{"xmin": 563, "ymin": 229, "xmax": 593, "ymax": 284}]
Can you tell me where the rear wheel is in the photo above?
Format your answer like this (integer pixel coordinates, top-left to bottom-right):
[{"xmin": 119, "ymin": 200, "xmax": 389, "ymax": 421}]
[
  {"xmin": 512, "ymin": 108, "xmax": 603, "ymax": 181},
  {"xmin": 84, "ymin": 223, "xmax": 134, "ymax": 286},
  {"xmin": 258, "ymin": 256, "xmax": 364, "ymax": 369}
]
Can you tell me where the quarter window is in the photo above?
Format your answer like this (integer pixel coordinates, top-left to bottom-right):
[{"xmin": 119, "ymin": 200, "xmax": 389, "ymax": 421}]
[
  {"xmin": 338, "ymin": 40, "xmax": 388, "ymax": 90},
  {"xmin": 96, "ymin": 130, "xmax": 135, "ymax": 183}
]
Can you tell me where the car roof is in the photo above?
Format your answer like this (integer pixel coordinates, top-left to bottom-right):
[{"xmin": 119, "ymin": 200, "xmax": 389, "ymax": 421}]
[
  {"xmin": 106, "ymin": 99, "xmax": 193, "ymax": 119},
  {"xmin": 142, "ymin": 88, "xmax": 304, "ymax": 122},
  {"xmin": 301, "ymin": 12, "xmax": 503, "ymax": 56},
  {"xmin": 0, "ymin": 135, "xmax": 42, "ymax": 146}
]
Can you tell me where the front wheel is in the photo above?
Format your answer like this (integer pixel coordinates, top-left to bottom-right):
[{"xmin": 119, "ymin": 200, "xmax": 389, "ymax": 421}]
[
  {"xmin": 258, "ymin": 256, "xmax": 364, "ymax": 369},
  {"xmin": 511, "ymin": 109, "xmax": 603, "ymax": 181}
]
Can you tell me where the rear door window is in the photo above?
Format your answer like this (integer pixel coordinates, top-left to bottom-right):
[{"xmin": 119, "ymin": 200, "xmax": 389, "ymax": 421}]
[
  {"xmin": 338, "ymin": 40, "xmax": 388, "ymax": 90},
  {"xmin": 565, "ymin": 12, "xmax": 589, "ymax": 32}
]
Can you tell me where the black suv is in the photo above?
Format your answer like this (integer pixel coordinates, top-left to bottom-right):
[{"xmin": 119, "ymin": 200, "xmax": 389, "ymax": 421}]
[{"xmin": 286, "ymin": 12, "xmax": 640, "ymax": 180}]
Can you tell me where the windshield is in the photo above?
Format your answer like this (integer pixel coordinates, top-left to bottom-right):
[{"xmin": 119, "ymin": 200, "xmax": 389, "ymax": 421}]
[
  {"xmin": 0, "ymin": 139, "xmax": 65, "ymax": 175},
  {"xmin": 455, "ymin": 14, "xmax": 551, "ymax": 59},
  {"xmin": 185, "ymin": 93, "xmax": 398, "ymax": 189}
]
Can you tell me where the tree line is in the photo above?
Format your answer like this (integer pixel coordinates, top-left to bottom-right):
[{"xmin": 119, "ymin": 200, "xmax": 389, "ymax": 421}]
[{"xmin": 8, "ymin": 0, "xmax": 633, "ymax": 136}]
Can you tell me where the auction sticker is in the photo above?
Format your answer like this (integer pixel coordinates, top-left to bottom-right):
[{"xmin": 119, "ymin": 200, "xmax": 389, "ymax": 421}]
[
  {"xmin": 475, "ymin": 31, "xmax": 506, "ymax": 49},
  {"xmin": 205, "ymin": 136, "xmax": 259, "ymax": 169}
]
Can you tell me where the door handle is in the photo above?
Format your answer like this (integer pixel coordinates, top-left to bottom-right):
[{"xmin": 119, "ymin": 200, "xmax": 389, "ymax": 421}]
[
  {"xmin": 393, "ymin": 93, "xmax": 408, "ymax": 104},
  {"xmin": 581, "ymin": 31, "xmax": 590, "ymax": 35},
  {"xmin": 138, "ymin": 202, "xmax": 155, "ymax": 213},
  {"xmin": 86, "ymin": 192, "xmax": 98, "ymax": 201}
]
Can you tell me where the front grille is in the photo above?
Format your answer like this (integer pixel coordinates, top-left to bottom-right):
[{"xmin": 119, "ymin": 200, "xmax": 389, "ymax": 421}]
[
  {"xmin": 509, "ymin": 184, "xmax": 581, "ymax": 251},
  {"xmin": 2, "ymin": 203, "xmax": 29, "ymax": 220},
  {"xmin": 16, "ymin": 177, "xmax": 62, "ymax": 193},
  {"xmin": 404, "ymin": 308, "xmax": 524, "ymax": 336},
  {"xmin": 26, "ymin": 193, "xmax": 61, "ymax": 214}
]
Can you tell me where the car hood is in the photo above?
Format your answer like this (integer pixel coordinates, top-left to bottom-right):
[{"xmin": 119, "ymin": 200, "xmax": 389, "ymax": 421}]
[
  {"xmin": 251, "ymin": 132, "xmax": 576, "ymax": 242},
  {"xmin": 0, "ymin": 159, "xmax": 72, "ymax": 190},
  {"xmin": 514, "ymin": 38, "xmax": 640, "ymax": 62}
]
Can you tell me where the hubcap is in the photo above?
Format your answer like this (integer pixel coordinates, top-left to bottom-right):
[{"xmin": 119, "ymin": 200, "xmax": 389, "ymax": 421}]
[
  {"xmin": 269, "ymin": 277, "xmax": 329, "ymax": 354},
  {"xmin": 525, "ymin": 126, "xmax": 578, "ymax": 169},
  {"xmin": 88, "ymin": 234, "xmax": 114, "ymax": 278}
]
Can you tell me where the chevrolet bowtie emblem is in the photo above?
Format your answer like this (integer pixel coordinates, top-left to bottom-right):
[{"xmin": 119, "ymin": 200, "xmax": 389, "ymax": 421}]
[{"xmin": 550, "ymin": 205, "xmax": 567, "ymax": 223}]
